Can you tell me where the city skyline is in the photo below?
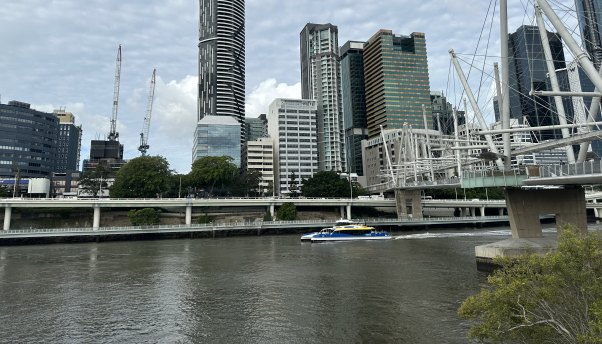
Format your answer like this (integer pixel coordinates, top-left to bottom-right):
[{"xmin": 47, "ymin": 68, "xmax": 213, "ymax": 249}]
[{"xmin": 0, "ymin": 0, "xmax": 577, "ymax": 173}]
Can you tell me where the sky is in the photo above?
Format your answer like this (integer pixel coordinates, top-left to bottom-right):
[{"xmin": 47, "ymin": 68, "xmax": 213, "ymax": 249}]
[{"xmin": 0, "ymin": 0, "xmax": 578, "ymax": 174}]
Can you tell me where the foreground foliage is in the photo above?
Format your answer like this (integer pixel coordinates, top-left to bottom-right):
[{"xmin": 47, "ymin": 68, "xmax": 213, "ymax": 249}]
[
  {"xmin": 301, "ymin": 171, "xmax": 366, "ymax": 198},
  {"xmin": 128, "ymin": 208, "xmax": 161, "ymax": 226},
  {"xmin": 459, "ymin": 229, "xmax": 602, "ymax": 343}
]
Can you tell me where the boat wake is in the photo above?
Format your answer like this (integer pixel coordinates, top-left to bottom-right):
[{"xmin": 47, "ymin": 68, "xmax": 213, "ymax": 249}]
[{"xmin": 393, "ymin": 227, "xmax": 559, "ymax": 240}]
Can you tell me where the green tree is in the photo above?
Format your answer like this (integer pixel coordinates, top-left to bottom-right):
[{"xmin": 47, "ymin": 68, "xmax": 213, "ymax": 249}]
[
  {"xmin": 189, "ymin": 156, "xmax": 238, "ymax": 196},
  {"xmin": 302, "ymin": 171, "xmax": 361, "ymax": 198},
  {"xmin": 79, "ymin": 165, "xmax": 111, "ymax": 197},
  {"xmin": 277, "ymin": 202, "xmax": 296, "ymax": 221},
  {"xmin": 288, "ymin": 172, "xmax": 300, "ymax": 197},
  {"xmin": 0, "ymin": 185, "xmax": 11, "ymax": 198},
  {"xmin": 459, "ymin": 229, "xmax": 602, "ymax": 343},
  {"xmin": 231, "ymin": 169, "xmax": 262, "ymax": 197},
  {"xmin": 128, "ymin": 208, "xmax": 161, "ymax": 226},
  {"xmin": 110, "ymin": 156, "xmax": 172, "ymax": 198}
]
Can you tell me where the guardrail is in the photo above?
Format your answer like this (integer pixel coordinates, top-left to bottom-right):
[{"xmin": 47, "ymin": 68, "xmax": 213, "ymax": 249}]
[{"xmin": 535, "ymin": 160, "xmax": 602, "ymax": 178}]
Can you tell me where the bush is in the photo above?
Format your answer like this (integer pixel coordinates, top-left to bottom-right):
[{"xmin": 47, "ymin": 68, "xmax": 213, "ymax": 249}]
[
  {"xmin": 263, "ymin": 212, "xmax": 273, "ymax": 221},
  {"xmin": 196, "ymin": 213, "xmax": 213, "ymax": 224},
  {"xmin": 128, "ymin": 208, "xmax": 161, "ymax": 226},
  {"xmin": 277, "ymin": 202, "xmax": 296, "ymax": 221}
]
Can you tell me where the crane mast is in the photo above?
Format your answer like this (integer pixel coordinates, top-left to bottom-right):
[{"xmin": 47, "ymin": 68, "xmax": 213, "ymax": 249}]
[
  {"xmin": 108, "ymin": 45, "xmax": 122, "ymax": 141},
  {"xmin": 139, "ymin": 69, "xmax": 156, "ymax": 156}
]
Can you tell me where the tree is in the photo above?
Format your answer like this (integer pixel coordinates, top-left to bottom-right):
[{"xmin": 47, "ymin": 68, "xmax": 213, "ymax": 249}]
[
  {"xmin": 458, "ymin": 229, "xmax": 602, "ymax": 343},
  {"xmin": 79, "ymin": 165, "xmax": 111, "ymax": 197},
  {"xmin": 189, "ymin": 156, "xmax": 238, "ymax": 196},
  {"xmin": 231, "ymin": 169, "xmax": 262, "ymax": 197},
  {"xmin": 0, "ymin": 185, "xmax": 11, "ymax": 198},
  {"xmin": 302, "ymin": 171, "xmax": 362, "ymax": 198},
  {"xmin": 288, "ymin": 172, "xmax": 300, "ymax": 197},
  {"xmin": 110, "ymin": 156, "xmax": 172, "ymax": 198},
  {"xmin": 277, "ymin": 202, "xmax": 296, "ymax": 221},
  {"xmin": 128, "ymin": 208, "xmax": 161, "ymax": 226}
]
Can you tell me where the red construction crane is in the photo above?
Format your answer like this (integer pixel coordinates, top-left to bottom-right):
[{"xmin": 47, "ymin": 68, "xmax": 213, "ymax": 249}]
[
  {"xmin": 138, "ymin": 69, "xmax": 156, "ymax": 156},
  {"xmin": 107, "ymin": 45, "xmax": 122, "ymax": 141}
]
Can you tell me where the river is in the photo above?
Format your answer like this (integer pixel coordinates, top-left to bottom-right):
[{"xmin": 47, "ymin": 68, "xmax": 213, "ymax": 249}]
[{"xmin": 0, "ymin": 226, "xmax": 525, "ymax": 343}]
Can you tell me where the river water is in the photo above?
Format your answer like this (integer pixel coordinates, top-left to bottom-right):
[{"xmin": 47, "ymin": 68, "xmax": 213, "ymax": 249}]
[{"xmin": 0, "ymin": 226, "xmax": 522, "ymax": 343}]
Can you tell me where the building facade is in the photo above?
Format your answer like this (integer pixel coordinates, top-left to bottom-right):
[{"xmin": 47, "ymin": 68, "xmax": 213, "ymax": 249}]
[
  {"xmin": 196, "ymin": 0, "xmax": 245, "ymax": 161},
  {"xmin": 267, "ymin": 99, "xmax": 318, "ymax": 196},
  {"xmin": 507, "ymin": 25, "xmax": 568, "ymax": 141},
  {"xmin": 431, "ymin": 92, "xmax": 465, "ymax": 136},
  {"xmin": 54, "ymin": 109, "xmax": 82, "ymax": 173},
  {"xmin": 246, "ymin": 137, "xmax": 274, "ymax": 196},
  {"xmin": 341, "ymin": 40, "xmax": 368, "ymax": 176},
  {"xmin": 363, "ymin": 30, "xmax": 432, "ymax": 138},
  {"xmin": 0, "ymin": 101, "xmax": 59, "ymax": 179},
  {"xmin": 245, "ymin": 114, "xmax": 268, "ymax": 142},
  {"xmin": 300, "ymin": 23, "xmax": 345, "ymax": 172},
  {"xmin": 576, "ymin": 0, "xmax": 602, "ymax": 70},
  {"xmin": 193, "ymin": 115, "xmax": 242, "ymax": 166}
]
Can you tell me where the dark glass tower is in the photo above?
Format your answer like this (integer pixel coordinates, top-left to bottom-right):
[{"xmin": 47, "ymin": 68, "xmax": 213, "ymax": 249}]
[
  {"xmin": 341, "ymin": 41, "xmax": 368, "ymax": 176},
  {"xmin": 576, "ymin": 0, "xmax": 602, "ymax": 70},
  {"xmin": 196, "ymin": 0, "xmax": 245, "ymax": 161},
  {"xmin": 363, "ymin": 30, "xmax": 432, "ymax": 138},
  {"xmin": 507, "ymin": 25, "xmax": 567, "ymax": 141}
]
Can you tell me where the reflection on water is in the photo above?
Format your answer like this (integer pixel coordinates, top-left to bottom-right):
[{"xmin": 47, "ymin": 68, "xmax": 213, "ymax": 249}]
[{"xmin": 0, "ymin": 227, "xmax": 517, "ymax": 343}]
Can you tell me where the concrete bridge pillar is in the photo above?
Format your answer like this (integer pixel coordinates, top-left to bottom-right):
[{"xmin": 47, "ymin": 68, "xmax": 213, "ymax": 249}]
[
  {"xmin": 505, "ymin": 187, "xmax": 587, "ymax": 238},
  {"xmin": 3, "ymin": 207, "xmax": 11, "ymax": 230},
  {"xmin": 93, "ymin": 205, "xmax": 101, "ymax": 230},
  {"xmin": 480, "ymin": 206, "xmax": 486, "ymax": 217},
  {"xmin": 499, "ymin": 208, "xmax": 504, "ymax": 216},
  {"xmin": 269, "ymin": 203, "xmax": 275, "ymax": 218},
  {"xmin": 394, "ymin": 189, "xmax": 423, "ymax": 219},
  {"xmin": 340, "ymin": 206, "xmax": 345, "ymax": 219},
  {"xmin": 185, "ymin": 205, "xmax": 192, "ymax": 225},
  {"xmin": 346, "ymin": 204, "xmax": 351, "ymax": 220}
]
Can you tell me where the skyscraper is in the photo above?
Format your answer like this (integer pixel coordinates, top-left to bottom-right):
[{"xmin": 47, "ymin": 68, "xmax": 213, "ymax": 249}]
[
  {"xmin": 340, "ymin": 40, "xmax": 368, "ymax": 176},
  {"xmin": 363, "ymin": 30, "xmax": 432, "ymax": 138},
  {"xmin": 576, "ymin": 0, "xmax": 602, "ymax": 70},
  {"xmin": 300, "ymin": 23, "xmax": 345, "ymax": 172},
  {"xmin": 193, "ymin": 115, "xmax": 242, "ymax": 167},
  {"xmin": 54, "ymin": 109, "xmax": 82, "ymax": 173},
  {"xmin": 195, "ymin": 0, "xmax": 245, "ymax": 161},
  {"xmin": 507, "ymin": 25, "xmax": 568, "ymax": 141}
]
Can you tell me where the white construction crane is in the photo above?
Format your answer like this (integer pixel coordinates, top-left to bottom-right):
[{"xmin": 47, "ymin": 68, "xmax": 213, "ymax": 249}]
[
  {"xmin": 107, "ymin": 45, "xmax": 122, "ymax": 141},
  {"xmin": 138, "ymin": 69, "xmax": 156, "ymax": 156}
]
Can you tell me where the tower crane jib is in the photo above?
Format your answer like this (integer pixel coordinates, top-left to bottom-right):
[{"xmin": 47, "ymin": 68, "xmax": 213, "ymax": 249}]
[
  {"xmin": 108, "ymin": 45, "xmax": 122, "ymax": 141},
  {"xmin": 139, "ymin": 69, "xmax": 156, "ymax": 156}
]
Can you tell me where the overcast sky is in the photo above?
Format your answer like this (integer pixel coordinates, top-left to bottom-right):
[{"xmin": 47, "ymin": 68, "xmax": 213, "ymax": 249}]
[{"xmin": 0, "ymin": 0, "xmax": 577, "ymax": 173}]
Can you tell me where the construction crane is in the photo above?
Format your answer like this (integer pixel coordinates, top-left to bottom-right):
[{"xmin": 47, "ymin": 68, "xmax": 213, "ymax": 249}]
[
  {"xmin": 107, "ymin": 45, "xmax": 122, "ymax": 141},
  {"xmin": 138, "ymin": 69, "xmax": 156, "ymax": 156}
]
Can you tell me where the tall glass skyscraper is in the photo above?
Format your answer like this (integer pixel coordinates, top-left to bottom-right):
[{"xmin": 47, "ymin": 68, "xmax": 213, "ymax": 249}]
[
  {"xmin": 193, "ymin": 116, "xmax": 242, "ymax": 167},
  {"xmin": 195, "ymin": 0, "xmax": 245, "ymax": 162},
  {"xmin": 300, "ymin": 23, "xmax": 345, "ymax": 172},
  {"xmin": 507, "ymin": 25, "xmax": 567, "ymax": 141},
  {"xmin": 576, "ymin": 0, "xmax": 602, "ymax": 70},
  {"xmin": 341, "ymin": 41, "xmax": 368, "ymax": 176},
  {"xmin": 363, "ymin": 30, "xmax": 432, "ymax": 138}
]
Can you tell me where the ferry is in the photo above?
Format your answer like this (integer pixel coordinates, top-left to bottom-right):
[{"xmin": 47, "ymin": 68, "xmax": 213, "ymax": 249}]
[
  {"xmin": 300, "ymin": 219, "xmax": 358, "ymax": 241},
  {"xmin": 310, "ymin": 220, "xmax": 392, "ymax": 242}
]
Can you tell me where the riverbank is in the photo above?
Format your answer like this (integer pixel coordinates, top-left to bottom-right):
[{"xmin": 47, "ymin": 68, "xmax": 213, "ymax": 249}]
[{"xmin": 0, "ymin": 216, "xmax": 511, "ymax": 246}]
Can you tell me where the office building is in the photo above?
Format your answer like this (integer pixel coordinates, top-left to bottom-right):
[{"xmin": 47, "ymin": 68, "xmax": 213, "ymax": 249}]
[
  {"xmin": 246, "ymin": 137, "xmax": 274, "ymax": 195},
  {"xmin": 0, "ymin": 101, "xmax": 59, "ymax": 179},
  {"xmin": 267, "ymin": 99, "xmax": 318, "ymax": 196},
  {"xmin": 363, "ymin": 30, "xmax": 432, "ymax": 138},
  {"xmin": 82, "ymin": 140, "xmax": 125, "ymax": 173},
  {"xmin": 576, "ymin": 0, "xmax": 602, "ymax": 70},
  {"xmin": 54, "ymin": 109, "xmax": 82, "ymax": 173},
  {"xmin": 196, "ymin": 0, "xmax": 245, "ymax": 162},
  {"xmin": 193, "ymin": 115, "xmax": 242, "ymax": 167},
  {"xmin": 341, "ymin": 40, "xmax": 368, "ymax": 176},
  {"xmin": 300, "ymin": 23, "xmax": 345, "ymax": 172},
  {"xmin": 507, "ymin": 25, "xmax": 568, "ymax": 141},
  {"xmin": 431, "ymin": 92, "xmax": 465, "ymax": 136},
  {"xmin": 245, "ymin": 114, "xmax": 268, "ymax": 141}
]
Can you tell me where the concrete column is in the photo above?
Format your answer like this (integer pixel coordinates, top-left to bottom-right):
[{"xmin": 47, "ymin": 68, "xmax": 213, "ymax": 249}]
[
  {"xmin": 93, "ymin": 205, "xmax": 101, "ymax": 230},
  {"xmin": 480, "ymin": 207, "xmax": 486, "ymax": 217},
  {"xmin": 3, "ymin": 207, "xmax": 11, "ymax": 230},
  {"xmin": 269, "ymin": 204, "xmax": 275, "ymax": 217},
  {"xmin": 460, "ymin": 208, "xmax": 465, "ymax": 217},
  {"xmin": 394, "ymin": 189, "xmax": 423, "ymax": 219},
  {"xmin": 499, "ymin": 208, "xmax": 504, "ymax": 216},
  {"xmin": 185, "ymin": 205, "xmax": 192, "ymax": 225},
  {"xmin": 340, "ymin": 206, "xmax": 345, "ymax": 219},
  {"xmin": 594, "ymin": 207, "xmax": 600, "ymax": 219},
  {"xmin": 505, "ymin": 187, "xmax": 587, "ymax": 238},
  {"xmin": 346, "ymin": 204, "xmax": 351, "ymax": 220},
  {"xmin": 395, "ymin": 190, "xmax": 407, "ymax": 220},
  {"xmin": 469, "ymin": 208, "xmax": 474, "ymax": 217}
]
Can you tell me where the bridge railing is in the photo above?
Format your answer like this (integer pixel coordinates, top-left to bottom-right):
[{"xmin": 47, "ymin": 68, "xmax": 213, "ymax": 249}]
[{"xmin": 535, "ymin": 160, "xmax": 602, "ymax": 178}]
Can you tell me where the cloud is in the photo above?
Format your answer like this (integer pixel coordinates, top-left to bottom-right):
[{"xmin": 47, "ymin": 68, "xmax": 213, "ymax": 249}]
[{"xmin": 245, "ymin": 79, "xmax": 301, "ymax": 117}]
